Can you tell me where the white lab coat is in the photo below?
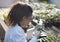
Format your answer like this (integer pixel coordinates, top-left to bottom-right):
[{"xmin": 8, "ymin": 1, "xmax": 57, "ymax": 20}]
[{"xmin": 4, "ymin": 24, "xmax": 38, "ymax": 42}]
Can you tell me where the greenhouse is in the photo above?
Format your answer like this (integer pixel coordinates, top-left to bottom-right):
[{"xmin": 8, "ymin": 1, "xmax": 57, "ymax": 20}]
[{"xmin": 0, "ymin": 0, "xmax": 60, "ymax": 42}]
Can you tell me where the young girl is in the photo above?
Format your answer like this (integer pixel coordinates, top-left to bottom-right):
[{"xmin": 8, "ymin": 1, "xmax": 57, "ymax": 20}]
[{"xmin": 4, "ymin": 2, "xmax": 40, "ymax": 42}]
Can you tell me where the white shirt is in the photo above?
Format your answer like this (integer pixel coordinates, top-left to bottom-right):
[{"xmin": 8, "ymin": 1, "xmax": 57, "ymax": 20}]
[{"xmin": 4, "ymin": 24, "xmax": 37, "ymax": 42}]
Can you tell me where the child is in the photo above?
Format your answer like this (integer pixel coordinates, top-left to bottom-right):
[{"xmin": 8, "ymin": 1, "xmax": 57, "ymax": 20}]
[{"xmin": 4, "ymin": 2, "xmax": 40, "ymax": 42}]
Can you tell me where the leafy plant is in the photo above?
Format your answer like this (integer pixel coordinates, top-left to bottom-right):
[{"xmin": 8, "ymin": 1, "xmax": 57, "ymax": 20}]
[
  {"xmin": 33, "ymin": 2, "xmax": 60, "ymax": 28},
  {"xmin": 45, "ymin": 34, "xmax": 60, "ymax": 42},
  {"xmin": 3, "ymin": 13, "xmax": 7, "ymax": 20},
  {"xmin": 38, "ymin": 0, "xmax": 49, "ymax": 3}
]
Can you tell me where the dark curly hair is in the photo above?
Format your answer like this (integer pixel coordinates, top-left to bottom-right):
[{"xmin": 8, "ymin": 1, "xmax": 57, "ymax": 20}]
[{"xmin": 7, "ymin": 3, "xmax": 33, "ymax": 26}]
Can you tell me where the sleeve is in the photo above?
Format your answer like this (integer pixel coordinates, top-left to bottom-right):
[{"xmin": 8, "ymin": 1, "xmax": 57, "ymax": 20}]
[
  {"xmin": 12, "ymin": 35, "xmax": 27, "ymax": 42},
  {"xmin": 10, "ymin": 30, "xmax": 27, "ymax": 42},
  {"xmin": 11, "ymin": 31, "xmax": 38, "ymax": 42},
  {"xmin": 29, "ymin": 36, "xmax": 38, "ymax": 42},
  {"xmin": 8, "ymin": 26, "xmax": 38, "ymax": 42},
  {"xmin": 11, "ymin": 34, "xmax": 37, "ymax": 42}
]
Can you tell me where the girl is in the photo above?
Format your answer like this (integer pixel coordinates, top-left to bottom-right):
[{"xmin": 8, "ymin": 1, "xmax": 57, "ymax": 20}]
[{"xmin": 4, "ymin": 2, "xmax": 40, "ymax": 42}]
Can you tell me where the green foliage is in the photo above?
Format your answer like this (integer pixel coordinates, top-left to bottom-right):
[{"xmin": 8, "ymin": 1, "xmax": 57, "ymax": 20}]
[
  {"xmin": 2, "ymin": 13, "xmax": 7, "ymax": 20},
  {"xmin": 33, "ymin": 2, "xmax": 60, "ymax": 27},
  {"xmin": 46, "ymin": 34, "xmax": 60, "ymax": 42},
  {"xmin": 38, "ymin": 0, "xmax": 48, "ymax": 3},
  {"xmin": 33, "ymin": 3, "xmax": 60, "ymax": 21}
]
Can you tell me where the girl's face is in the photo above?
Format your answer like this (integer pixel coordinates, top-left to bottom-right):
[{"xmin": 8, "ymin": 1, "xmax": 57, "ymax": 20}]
[{"xmin": 20, "ymin": 16, "xmax": 32, "ymax": 28}]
